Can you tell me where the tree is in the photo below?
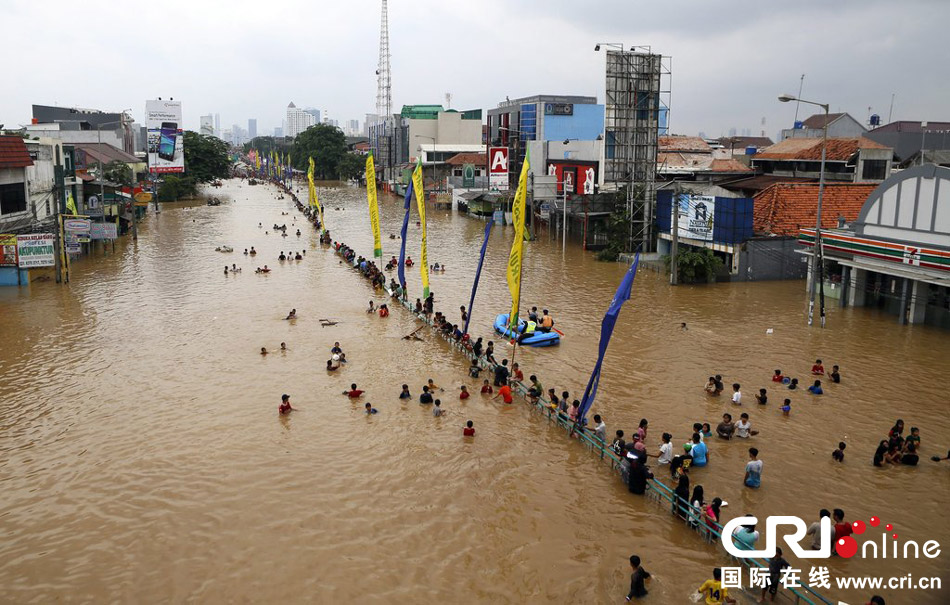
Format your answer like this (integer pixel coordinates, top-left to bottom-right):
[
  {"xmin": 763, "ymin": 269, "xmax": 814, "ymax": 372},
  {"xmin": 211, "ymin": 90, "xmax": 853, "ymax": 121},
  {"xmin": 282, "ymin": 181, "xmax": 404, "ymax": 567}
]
[
  {"xmin": 664, "ymin": 247, "xmax": 724, "ymax": 283},
  {"xmin": 243, "ymin": 136, "xmax": 291, "ymax": 157},
  {"xmin": 103, "ymin": 160, "xmax": 133, "ymax": 186},
  {"xmin": 338, "ymin": 152, "xmax": 366, "ymax": 181},
  {"xmin": 291, "ymin": 123, "xmax": 346, "ymax": 179},
  {"xmin": 183, "ymin": 131, "xmax": 230, "ymax": 183},
  {"xmin": 157, "ymin": 175, "xmax": 198, "ymax": 202}
]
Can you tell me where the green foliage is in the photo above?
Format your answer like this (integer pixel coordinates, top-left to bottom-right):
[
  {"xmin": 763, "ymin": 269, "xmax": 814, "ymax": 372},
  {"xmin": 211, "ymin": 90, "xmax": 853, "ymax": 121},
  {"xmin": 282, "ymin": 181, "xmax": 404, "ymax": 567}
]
[
  {"xmin": 338, "ymin": 152, "xmax": 366, "ymax": 181},
  {"xmin": 665, "ymin": 247, "xmax": 724, "ymax": 283},
  {"xmin": 291, "ymin": 124, "xmax": 347, "ymax": 179},
  {"xmin": 103, "ymin": 160, "xmax": 133, "ymax": 186},
  {"xmin": 596, "ymin": 189, "xmax": 634, "ymax": 261},
  {"xmin": 157, "ymin": 175, "xmax": 198, "ymax": 202},
  {"xmin": 243, "ymin": 136, "xmax": 291, "ymax": 157},
  {"xmin": 183, "ymin": 131, "xmax": 230, "ymax": 183}
]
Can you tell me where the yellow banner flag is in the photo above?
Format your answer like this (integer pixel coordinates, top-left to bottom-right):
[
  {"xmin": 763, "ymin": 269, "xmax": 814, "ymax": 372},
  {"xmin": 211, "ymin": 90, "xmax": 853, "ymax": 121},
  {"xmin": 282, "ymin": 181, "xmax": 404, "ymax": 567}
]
[
  {"xmin": 507, "ymin": 149, "xmax": 530, "ymax": 331},
  {"xmin": 412, "ymin": 161, "xmax": 430, "ymax": 298},
  {"xmin": 66, "ymin": 191, "xmax": 78, "ymax": 215},
  {"xmin": 366, "ymin": 154, "xmax": 382, "ymax": 258},
  {"xmin": 308, "ymin": 157, "xmax": 325, "ymax": 231}
]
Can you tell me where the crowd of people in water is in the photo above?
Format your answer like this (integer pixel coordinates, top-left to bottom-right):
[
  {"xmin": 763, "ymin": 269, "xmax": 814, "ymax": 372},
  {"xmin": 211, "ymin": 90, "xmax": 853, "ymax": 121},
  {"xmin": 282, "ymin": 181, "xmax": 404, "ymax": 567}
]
[{"xmin": 245, "ymin": 174, "xmax": 920, "ymax": 605}]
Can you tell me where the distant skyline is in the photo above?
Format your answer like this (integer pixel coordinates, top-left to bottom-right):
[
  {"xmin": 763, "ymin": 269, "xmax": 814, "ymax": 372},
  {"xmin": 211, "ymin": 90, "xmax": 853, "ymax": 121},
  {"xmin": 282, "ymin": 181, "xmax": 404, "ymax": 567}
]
[{"xmin": 3, "ymin": 0, "xmax": 949, "ymax": 140}]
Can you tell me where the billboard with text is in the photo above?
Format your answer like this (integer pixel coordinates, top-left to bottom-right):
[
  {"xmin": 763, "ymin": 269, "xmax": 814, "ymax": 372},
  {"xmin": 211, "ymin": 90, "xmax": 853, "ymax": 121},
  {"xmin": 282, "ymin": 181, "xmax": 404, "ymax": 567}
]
[
  {"xmin": 146, "ymin": 99, "xmax": 184, "ymax": 174},
  {"xmin": 488, "ymin": 147, "xmax": 509, "ymax": 190}
]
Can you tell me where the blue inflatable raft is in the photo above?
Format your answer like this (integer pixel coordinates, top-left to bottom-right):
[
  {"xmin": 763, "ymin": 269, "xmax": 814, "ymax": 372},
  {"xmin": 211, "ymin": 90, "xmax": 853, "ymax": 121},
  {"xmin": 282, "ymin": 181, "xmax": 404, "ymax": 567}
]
[{"xmin": 493, "ymin": 314, "xmax": 561, "ymax": 347}]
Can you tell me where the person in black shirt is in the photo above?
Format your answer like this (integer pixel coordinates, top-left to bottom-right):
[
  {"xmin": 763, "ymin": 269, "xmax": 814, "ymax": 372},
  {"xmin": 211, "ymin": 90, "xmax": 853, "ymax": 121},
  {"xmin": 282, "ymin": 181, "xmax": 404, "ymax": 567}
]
[
  {"xmin": 493, "ymin": 359, "xmax": 509, "ymax": 386},
  {"xmin": 830, "ymin": 365, "xmax": 841, "ymax": 383},
  {"xmin": 472, "ymin": 337, "xmax": 483, "ymax": 358},
  {"xmin": 625, "ymin": 555, "xmax": 651, "ymax": 600},
  {"xmin": 901, "ymin": 443, "xmax": 920, "ymax": 466},
  {"xmin": 627, "ymin": 455, "xmax": 653, "ymax": 495},
  {"xmin": 419, "ymin": 386, "xmax": 434, "ymax": 404}
]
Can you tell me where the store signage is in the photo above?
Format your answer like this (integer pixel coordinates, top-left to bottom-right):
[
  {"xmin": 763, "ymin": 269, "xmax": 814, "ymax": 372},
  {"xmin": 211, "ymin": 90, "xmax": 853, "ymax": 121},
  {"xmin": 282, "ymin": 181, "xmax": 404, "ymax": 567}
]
[
  {"xmin": 16, "ymin": 234, "xmax": 56, "ymax": 268},
  {"xmin": 488, "ymin": 147, "xmax": 509, "ymax": 191},
  {"xmin": 544, "ymin": 103, "xmax": 574, "ymax": 116}
]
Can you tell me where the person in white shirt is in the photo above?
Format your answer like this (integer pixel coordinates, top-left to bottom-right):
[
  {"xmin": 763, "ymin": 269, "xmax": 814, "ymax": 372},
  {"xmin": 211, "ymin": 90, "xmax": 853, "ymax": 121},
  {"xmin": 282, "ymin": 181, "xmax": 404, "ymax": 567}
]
[
  {"xmin": 735, "ymin": 413, "xmax": 752, "ymax": 438},
  {"xmin": 592, "ymin": 414, "xmax": 607, "ymax": 444},
  {"xmin": 651, "ymin": 432, "xmax": 674, "ymax": 464},
  {"xmin": 731, "ymin": 383, "xmax": 742, "ymax": 405}
]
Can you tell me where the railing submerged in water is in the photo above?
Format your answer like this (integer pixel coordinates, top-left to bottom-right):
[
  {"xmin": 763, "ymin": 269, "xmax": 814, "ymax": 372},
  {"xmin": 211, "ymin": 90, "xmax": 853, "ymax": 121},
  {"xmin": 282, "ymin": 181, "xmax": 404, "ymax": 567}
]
[{"xmin": 336, "ymin": 251, "xmax": 835, "ymax": 605}]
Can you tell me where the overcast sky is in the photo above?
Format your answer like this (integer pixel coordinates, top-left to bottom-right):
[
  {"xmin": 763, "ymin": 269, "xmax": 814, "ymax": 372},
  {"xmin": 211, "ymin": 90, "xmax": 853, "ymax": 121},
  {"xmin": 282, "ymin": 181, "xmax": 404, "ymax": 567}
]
[{"xmin": 4, "ymin": 0, "xmax": 948, "ymax": 140}]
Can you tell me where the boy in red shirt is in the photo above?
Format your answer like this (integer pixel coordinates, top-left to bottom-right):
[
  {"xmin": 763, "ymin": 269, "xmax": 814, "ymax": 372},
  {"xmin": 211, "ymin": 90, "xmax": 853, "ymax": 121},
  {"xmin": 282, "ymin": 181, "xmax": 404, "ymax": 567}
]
[
  {"xmin": 811, "ymin": 359, "xmax": 825, "ymax": 375},
  {"xmin": 480, "ymin": 379, "xmax": 493, "ymax": 394},
  {"xmin": 494, "ymin": 384, "xmax": 514, "ymax": 404},
  {"xmin": 772, "ymin": 369, "xmax": 784, "ymax": 382},
  {"xmin": 463, "ymin": 420, "xmax": 475, "ymax": 436},
  {"xmin": 832, "ymin": 508, "xmax": 853, "ymax": 546},
  {"xmin": 279, "ymin": 394, "xmax": 294, "ymax": 415},
  {"xmin": 343, "ymin": 383, "xmax": 365, "ymax": 398},
  {"xmin": 460, "ymin": 385, "xmax": 470, "ymax": 399}
]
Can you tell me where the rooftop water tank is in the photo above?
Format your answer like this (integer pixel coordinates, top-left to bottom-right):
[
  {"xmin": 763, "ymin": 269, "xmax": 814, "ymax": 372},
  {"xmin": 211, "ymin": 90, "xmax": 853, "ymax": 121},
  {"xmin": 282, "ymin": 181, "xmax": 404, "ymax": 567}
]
[
  {"xmin": 745, "ymin": 146, "xmax": 757, "ymax": 155},
  {"xmin": 794, "ymin": 121, "xmax": 804, "ymax": 129},
  {"xmin": 869, "ymin": 114, "xmax": 881, "ymax": 127}
]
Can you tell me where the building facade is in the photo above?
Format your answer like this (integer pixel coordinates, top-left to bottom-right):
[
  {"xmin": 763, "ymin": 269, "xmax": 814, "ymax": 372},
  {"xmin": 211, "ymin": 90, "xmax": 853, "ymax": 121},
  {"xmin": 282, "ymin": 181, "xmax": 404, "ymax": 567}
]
[
  {"xmin": 248, "ymin": 119, "xmax": 257, "ymax": 139},
  {"xmin": 487, "ymin": 95, "xmax": 604, "ymax": 193},
  {"xmin": 752, "ymin": 137, "xmax": 893, "ymax": 183},
  {"xmin": 781, "ymin": 112, "xmax": 866, "ymax": 140},
  {"xmin": 799, "ymin": 164, "xmax": 950, "ymax": 328},
  {"xmin": 286, "ymin": 102, "xmax": 317, "ymax": 139},
  {"xmin": 199, "ymin": 115, "xmax": 214, "ymax": 136}
]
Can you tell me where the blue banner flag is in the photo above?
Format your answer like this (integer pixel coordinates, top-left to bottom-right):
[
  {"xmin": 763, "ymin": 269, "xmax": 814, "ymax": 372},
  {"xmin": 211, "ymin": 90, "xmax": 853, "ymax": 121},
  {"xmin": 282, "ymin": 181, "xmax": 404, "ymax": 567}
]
[
  {"xmin": 578, "ymin": 252, "xmax": 640, "ymax": 421},
  {"xmin": 397, "ymin": 180, "xmax": 413, "ymax": 288},
  {"xmin": 463, "ymin": 221, "xmax": 493, "ymax": 335}
]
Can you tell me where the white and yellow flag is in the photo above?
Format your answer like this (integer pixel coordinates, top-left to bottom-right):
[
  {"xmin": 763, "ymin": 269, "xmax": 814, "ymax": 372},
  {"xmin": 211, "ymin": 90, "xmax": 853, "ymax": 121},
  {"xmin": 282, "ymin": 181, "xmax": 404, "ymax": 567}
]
[
  {"xmin": 411, "ymin": 160, "xmax": 429, "ymax": 298},
  {"xmin": 366, "ymin": 153, "xmax": 382, "ymax": 258}
]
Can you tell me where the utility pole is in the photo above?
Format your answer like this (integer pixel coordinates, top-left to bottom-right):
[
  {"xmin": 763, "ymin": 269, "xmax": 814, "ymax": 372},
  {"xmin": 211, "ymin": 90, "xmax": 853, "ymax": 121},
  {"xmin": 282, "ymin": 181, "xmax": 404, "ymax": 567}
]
[{"xmin": 670, "ymin": 182, "xmax": 679, "ymax": 285}]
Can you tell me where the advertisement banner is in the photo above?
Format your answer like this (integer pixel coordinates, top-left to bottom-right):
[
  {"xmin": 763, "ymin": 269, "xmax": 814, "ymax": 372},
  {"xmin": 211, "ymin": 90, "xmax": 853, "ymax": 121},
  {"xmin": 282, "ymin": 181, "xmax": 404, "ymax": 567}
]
[
  {"xmin": 489, "ymin": 147, "xmax": 509, "ymax": 190},
  {"xmin": 146, "ymin": 99, "xmax": 184, "ymax": 174},
  {"xmin": 411, "ymin": 162, "xmax": 430, "ymax": 299},
  {"xmin": 16, "ymin": 234, "xmax": 56, "ymax": 268},
  {"xmin": 677, "ymin": 194, "xmax": 715, "ymax": 241},
  {"xmin": 0, "ymin": 234, "xmax": 18, "ymax": 267},
  {"xmin": 64, "ymin": 218, "xmax": 92, "ymax": 234},
  {"xmin": 89, "ymin": 222, "xmax": 118, "ymax": 240},
  {"xmin": 365, "ymin": 153, "xmax": 382, "ymax": 258},
  {"xmin": 506, "ymin": 151, "xmax": 530, "ymax": 331}
]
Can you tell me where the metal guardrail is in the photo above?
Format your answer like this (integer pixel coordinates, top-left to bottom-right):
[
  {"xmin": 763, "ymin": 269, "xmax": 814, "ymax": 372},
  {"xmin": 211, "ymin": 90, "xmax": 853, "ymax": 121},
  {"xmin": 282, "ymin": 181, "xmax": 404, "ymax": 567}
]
[{"xmin": 338, "ymin": 250, "xmax": 835, "ymax": 605}]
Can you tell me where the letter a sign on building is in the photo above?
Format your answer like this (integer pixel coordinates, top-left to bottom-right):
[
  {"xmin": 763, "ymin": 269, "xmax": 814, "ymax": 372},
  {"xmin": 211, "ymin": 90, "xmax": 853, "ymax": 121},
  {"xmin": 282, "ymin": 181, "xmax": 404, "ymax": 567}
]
[{"xmin": 488, "ymin": 147, "xmax": 509, "ymax": 191}]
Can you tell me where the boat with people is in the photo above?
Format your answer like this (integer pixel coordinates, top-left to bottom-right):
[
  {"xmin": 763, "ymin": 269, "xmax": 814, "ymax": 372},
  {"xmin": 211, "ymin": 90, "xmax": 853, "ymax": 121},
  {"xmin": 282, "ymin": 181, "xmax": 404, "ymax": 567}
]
[{"xmin": 493, "ymin": 313, "xmax": 561, "ymax": 347}]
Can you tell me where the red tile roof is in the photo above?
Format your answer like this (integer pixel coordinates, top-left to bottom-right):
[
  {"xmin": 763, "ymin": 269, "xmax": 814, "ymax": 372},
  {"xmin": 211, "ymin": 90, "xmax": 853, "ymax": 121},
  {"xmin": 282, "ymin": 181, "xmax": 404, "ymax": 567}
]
[
  {"xmin": 659, "ymin": 135, "xmax": 710, "ymax": 152},
  {"xmin": 445, "ymin": 152, "xmax": 487, "ymax": 166},
  {"xmin": 710, "ymin": 158, "xmax": 752, "ymax": 172},
  {"xmin": 755, "ymin": 137, "xmax": 889, "ymax": 161},
  {"xmin": 0, "ymin": 136, "xmax": 34, "ymax": 169},
  {"xmin": 753, "ymin": 182, "xmax": 878, "ymax": 236}
]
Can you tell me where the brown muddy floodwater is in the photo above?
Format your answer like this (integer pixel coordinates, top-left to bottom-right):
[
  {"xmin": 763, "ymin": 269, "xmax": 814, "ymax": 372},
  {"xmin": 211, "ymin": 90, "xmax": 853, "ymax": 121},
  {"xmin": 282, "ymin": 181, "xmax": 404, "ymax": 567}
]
[{"xmin": 1, "ymin": 179, "xmax": 948, "ymax": 604}]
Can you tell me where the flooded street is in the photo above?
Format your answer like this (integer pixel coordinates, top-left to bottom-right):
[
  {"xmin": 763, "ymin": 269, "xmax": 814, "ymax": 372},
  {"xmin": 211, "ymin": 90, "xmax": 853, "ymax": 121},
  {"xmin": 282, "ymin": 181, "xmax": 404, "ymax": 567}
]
[{"xmin": 1, "ymin": 179, "xmax": 948, "ymax": 603}]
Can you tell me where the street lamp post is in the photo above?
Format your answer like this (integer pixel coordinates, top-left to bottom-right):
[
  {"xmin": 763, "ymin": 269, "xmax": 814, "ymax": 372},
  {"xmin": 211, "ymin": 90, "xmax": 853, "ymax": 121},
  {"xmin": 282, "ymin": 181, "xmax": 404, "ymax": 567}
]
[{"xmin": 779, "ymin": 93, "xmax": 828, "ymax": 327}]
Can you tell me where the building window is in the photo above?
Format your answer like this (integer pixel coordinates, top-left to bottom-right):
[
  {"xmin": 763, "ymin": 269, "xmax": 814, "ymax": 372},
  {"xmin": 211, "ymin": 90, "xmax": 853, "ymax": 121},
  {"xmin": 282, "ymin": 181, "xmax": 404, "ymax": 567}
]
[
  {"xmin": 862, "ymin": 159, "xmax": 887, "ymax": 180},
  {"xmin": 0, "ymin": 183, "xmax": 27, "ymax": 215},
  {"xmin": 46, "ymin": 198, "xmax": 51, "ymax": 216},
  {"xmin": 453, "ymin": 169, "xmax": 463, "ymax": 176}
]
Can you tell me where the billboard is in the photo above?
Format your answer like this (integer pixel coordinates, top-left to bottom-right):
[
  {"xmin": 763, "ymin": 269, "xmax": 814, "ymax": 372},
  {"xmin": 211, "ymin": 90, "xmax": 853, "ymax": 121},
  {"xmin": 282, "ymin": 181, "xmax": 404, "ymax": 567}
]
[
  {"xmin": 0, "ymin": 234, "xmax": 18, "ymax": 267},
  {"xmin": 547, "ymin": 160, "xmax": 598, "ymax": 195},
  {"xmin": 146, "ymin": 99, "xmax": 184, "ymax": 174},
  {"xmin": 90, "ymin": 222, "xmax": 118, "ymax": 240},
  {"xmin": 488, "ymin": 147, "xmax": 509, "ymax": 190},
  {"xmin": 677, "ymin": 194, "xmax": 715, "ymax": 241},
  {"xmin": 16, "ymin": 234, "xmax": 56, "ymax": 268}
]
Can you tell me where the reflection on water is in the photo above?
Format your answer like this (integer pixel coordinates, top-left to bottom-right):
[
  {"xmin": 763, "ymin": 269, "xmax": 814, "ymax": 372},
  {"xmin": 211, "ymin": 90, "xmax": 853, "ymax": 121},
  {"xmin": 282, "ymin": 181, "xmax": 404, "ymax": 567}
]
[{"xmin": 0, "ymin": 180, "xmax": 947, "ymax": 603}]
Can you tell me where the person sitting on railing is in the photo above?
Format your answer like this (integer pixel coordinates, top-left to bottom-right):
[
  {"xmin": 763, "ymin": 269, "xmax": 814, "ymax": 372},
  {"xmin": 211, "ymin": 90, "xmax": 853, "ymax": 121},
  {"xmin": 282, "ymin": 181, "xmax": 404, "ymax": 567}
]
[
  {"xmin": 591, "ymin": 415, "xmax": 607, "ymax": 444},
  {"xmin": 611, "ymin": 430, "xmax": 626, "ymax": 456}
]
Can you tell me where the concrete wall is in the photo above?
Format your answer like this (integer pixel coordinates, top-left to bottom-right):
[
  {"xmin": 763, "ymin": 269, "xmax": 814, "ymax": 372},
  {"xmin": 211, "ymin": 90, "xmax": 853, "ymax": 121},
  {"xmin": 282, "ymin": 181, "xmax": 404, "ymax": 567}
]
[
  {"xmin": 408, "ymin": 113, "xmax": 482, "ymax": 157},
  {"xmin": 24, "ymin": 126, "xmax": 124, "ymax": 150},
  {"xmin": 24, "ymin": 140, "xmax": 61, "ymax": 224}
]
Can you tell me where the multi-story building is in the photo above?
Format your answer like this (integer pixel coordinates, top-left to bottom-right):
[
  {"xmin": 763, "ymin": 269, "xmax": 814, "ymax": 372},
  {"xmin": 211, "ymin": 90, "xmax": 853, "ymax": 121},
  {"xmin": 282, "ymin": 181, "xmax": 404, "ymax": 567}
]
[
  {"xmin": 781, "ymin": 112, "xmax": 866, "ymax": 140},
  {"xmin": 27, "ymin": 105, "xmax": 135, "ymax": 155},
  {"xmin": 487, "ymin": 95, "xmax": 604, "ymax": 194},
  {"xmin": 865, "ymin": 120, "xmax": 950, "ymax": 164},
  {"xmin": 248, "ymin": 119, "xmax": 257, "ymax": 139},
  {"xmin": 199, "ymin": 115, "xmax": 214, "ymax": 136},
  {"xmin": 286, "ymin": 103, "xmax": 317, "ymax": 138},
  {"xmin": 304, "ymin": 108, "xmax": 321, "ymax": 125},
  {"xmin": 752, "ymin": 137, "xmax": 893, "ymax": 183}
]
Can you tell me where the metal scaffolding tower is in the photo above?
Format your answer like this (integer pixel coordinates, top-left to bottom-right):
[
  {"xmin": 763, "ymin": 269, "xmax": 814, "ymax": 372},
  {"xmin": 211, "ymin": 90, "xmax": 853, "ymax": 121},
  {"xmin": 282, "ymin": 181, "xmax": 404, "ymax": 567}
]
[
  {"xmin": 374, "ymin": 0, "xmax": 394, "ymax": 180},
  {"xmin": 603, "ymin": 49, "xmax": 671, "ymax": 252}
]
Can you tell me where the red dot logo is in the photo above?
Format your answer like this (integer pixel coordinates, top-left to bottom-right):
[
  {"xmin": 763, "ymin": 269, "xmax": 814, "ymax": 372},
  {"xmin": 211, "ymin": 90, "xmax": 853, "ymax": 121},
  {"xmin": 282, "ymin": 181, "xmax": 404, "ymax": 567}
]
[
  {"xmin": 885, "ymin": 523, "xmax": 893, "ymax": 531},
  {"xmin": 893, "ymin": 534, "xmax": 898, "ymax": 539},
  {"xmin": 836, "ymin": 536, "xmax": 858, "ymax": 558},
  {"xmin": 852, "ymin": 520, "xmax": 866, "ymax": 534},
  {"xmin": 869, "ymin": 516, "xmax": 880, "ymax": 527}
]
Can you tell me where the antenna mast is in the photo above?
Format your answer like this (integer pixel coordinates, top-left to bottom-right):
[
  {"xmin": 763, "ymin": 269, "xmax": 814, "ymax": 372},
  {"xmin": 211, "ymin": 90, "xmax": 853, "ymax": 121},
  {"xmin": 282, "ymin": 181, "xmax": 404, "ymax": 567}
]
[{"xmin": 376, "ymin": 0, "xmax": 392, "ymax": 121}]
